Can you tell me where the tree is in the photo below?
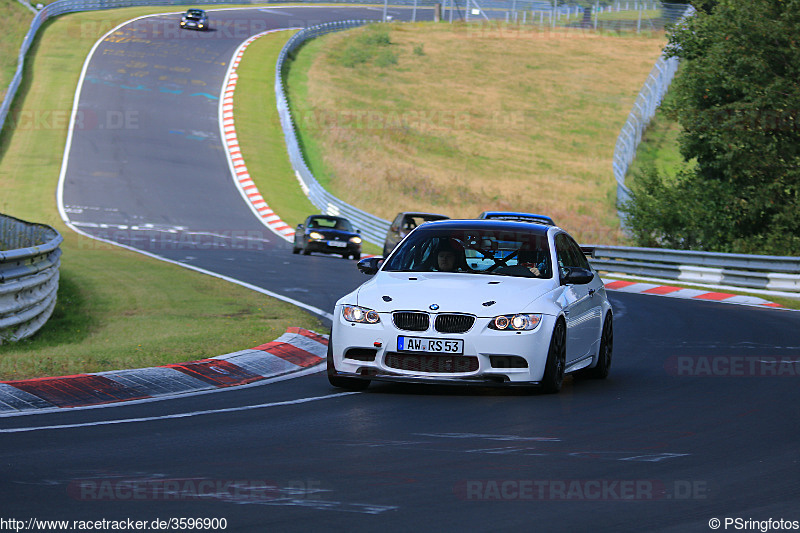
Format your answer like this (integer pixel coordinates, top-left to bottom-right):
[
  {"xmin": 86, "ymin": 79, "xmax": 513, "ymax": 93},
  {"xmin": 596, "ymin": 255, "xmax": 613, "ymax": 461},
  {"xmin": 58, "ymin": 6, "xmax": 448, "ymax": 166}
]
[{"xmin": 621, "ymin": 0, "xmax": 800, "ymax": 255}]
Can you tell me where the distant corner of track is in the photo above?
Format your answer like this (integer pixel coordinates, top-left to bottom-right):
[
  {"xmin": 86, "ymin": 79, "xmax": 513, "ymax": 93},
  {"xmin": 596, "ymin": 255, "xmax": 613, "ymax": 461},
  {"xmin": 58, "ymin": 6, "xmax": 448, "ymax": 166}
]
[{"xmin": 53, "ymin": 15, "xmax": 332, "ymax": 322}]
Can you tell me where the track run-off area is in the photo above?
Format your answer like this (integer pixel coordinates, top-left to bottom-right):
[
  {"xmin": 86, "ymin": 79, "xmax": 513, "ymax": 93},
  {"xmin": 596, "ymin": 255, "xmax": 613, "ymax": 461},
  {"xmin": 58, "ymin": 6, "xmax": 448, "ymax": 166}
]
[{"xmin": 1, "ymin": 7, "xmax": 799, "ymax": 532}]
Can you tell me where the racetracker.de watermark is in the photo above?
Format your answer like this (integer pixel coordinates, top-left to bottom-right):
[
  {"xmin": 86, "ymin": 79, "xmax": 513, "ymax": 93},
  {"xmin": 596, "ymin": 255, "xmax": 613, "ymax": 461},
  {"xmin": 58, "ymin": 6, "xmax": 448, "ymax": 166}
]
[
  {"xmin": 295, "ymin": 109, "xmax": 525, "ymax": 134},
  {"xmin": 69, "ymin": 17, "xmax": 304, "ymax": 41},
  {"xmin": 67, "ymin": 478, "xmax": 323, "ymax": 502},
  {"xmin": 73, "ymin": 228, "xmax": 274, "ymax": 252},
  {"xmin": 5, "ymin": 109, "xmax": 139, "ymax": 131},
  {"xmin": 455, "ymin": 479, "xmax": 709, "ymax": 501},
  {"xmin": 665, "ymin": 356, "xmax": 800, "ymax": 377}
]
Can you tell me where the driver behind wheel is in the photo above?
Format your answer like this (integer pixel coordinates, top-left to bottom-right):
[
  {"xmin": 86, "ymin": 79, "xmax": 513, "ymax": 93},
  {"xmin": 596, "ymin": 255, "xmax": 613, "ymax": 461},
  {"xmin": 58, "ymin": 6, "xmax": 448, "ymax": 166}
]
[{"xmin": 433, "ymin": 239, "xmax": 467, "ymax": 272}]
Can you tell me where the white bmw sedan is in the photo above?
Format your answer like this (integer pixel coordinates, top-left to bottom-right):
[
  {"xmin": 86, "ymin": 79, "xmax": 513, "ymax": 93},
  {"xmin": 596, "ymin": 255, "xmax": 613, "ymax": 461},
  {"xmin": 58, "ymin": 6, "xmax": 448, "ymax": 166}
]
[{"xmin": 328, "ymin": 219, "xmax": 613, "ymax": 393}]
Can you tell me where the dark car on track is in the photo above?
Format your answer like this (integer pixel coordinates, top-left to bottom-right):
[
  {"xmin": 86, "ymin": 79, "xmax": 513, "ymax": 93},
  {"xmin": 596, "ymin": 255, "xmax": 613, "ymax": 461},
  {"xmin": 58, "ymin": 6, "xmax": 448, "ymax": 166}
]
[
  {"xmin": 293, "ymin": 215, "xmax": 362, "ymax": 259},
  {"xmin": 180, "ymin": 9, "xmax": 209, "ymax": 31},
  {"xmin": 383, "ymin": 212, "xmax": 449, "ymax": 256},
  {"xmin": 477, "ymin": 211, "xmax": 556, "ymax": 226}
]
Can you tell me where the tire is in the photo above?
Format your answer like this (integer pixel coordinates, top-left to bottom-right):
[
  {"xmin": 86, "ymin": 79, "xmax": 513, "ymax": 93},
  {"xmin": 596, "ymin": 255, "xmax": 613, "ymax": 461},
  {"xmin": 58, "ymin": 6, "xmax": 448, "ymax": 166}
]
[
  {"xmin": 302, "ymin": 246, "xmax": 311, "ymax": 255},
  {"xmin": 586, "ymin": 313, "xmax": 613, "ymax": 379},
  {"xmin": 327, "ymin": 335, "xmax": 370, "ymax": 391},
  {"xmin": 541, "ymin": 319, "xmax": 566, "ymax": 394}
]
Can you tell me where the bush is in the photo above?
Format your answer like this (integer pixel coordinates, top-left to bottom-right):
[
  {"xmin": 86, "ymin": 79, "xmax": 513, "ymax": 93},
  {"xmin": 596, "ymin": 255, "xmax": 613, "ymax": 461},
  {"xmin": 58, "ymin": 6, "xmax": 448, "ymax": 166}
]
[
  {"xmin": 375, "ymin": 49, "xmax": 398, "ymax": 68},
  {"xmin": 340, "ymin": 44, "xmax": 372, "ymax": 68}
]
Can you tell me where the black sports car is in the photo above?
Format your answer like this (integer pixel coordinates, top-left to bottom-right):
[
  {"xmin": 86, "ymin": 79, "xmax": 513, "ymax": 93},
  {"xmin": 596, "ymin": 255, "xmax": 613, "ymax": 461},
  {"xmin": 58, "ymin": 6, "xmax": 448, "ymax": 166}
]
[
  {"xmin": 180, "ymin": 9, "xmax": 209, "ymax": 31},
  {"xmin": 293, "ymin": 215, "xmax": 362, "ymax": 260}
]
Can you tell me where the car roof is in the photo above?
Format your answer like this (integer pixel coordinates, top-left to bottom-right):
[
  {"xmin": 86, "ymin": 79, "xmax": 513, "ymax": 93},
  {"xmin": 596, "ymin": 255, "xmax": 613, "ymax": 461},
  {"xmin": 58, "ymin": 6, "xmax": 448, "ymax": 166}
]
[
  {"xmin": 309, "ymin": 214, "xmax": 347, "ymax": 220},
  {"xmin": 477, "ymin": 211, "xmax": 555, "ymax": 225},
  {"xmin": 186, "ymin": 8, "xmax": 205, "ymax": 13},
  {"xmin": 416, "ymin": 218, "xmax": 554, "ymax": 236},
  {"xmin": 399, "ymin": 212, "xmax": 449, "ymax": 219}
]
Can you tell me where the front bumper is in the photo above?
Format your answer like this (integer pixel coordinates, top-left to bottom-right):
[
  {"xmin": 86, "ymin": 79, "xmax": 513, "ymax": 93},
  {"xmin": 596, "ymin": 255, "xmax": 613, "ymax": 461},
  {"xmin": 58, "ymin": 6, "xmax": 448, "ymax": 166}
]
[
  {"xmin": 330, "ymin": 306, "xmax": 557, "ymax": 385},
  {"xmin": 306, "ymin": 240, "xmax": 361, "ymax": 256}
]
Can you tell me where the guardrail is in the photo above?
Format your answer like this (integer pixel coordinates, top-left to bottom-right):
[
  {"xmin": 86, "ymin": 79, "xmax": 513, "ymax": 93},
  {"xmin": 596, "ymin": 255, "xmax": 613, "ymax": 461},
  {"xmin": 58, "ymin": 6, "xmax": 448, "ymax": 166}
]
[
  {"xmin": 275, "ymin": 21, "xmax": 393, "ymax": 246},
  {"xmin": 0, "ymin": 214, "xmax": 63, "ymax": 343},
  {"xmin": 588, "ymin": 245, "xmax": 800, "ymax": 293}
]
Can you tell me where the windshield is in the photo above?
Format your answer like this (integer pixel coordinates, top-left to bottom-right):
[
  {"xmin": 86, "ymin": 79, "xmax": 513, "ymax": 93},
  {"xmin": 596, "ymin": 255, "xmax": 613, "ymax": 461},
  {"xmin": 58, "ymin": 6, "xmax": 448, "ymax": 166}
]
[
  {"xmin": 383, "ymin": 227, "xmax": 552, "ymax": 278},
  {"xmin": 308, "ymin": 217, "xmax": 353, "ymax": 232}
]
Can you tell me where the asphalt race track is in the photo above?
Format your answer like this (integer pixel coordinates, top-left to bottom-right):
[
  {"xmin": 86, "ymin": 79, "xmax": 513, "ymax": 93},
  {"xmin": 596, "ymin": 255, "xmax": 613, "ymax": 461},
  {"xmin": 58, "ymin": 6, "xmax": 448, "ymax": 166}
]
[{"xmin": 2, "ymin": 7, "xmax": 799, "ymax": 532}]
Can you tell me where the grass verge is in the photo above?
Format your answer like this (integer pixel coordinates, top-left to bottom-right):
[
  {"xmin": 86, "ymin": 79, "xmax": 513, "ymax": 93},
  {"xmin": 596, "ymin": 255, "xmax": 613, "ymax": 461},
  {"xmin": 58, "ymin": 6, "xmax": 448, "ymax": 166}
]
[
  {"xmin": 0, "ymin": 0, "xmax": 34, "ymax": 101},
  {"xmin": 234, "ymin": 30, "xmax": 380, "ymax": 255},
  {"xmin": 284, "ymin": 22, "xmax": 668, "ymax": 245},
  {"xmin": 623, "ymin": 87, "xmax": 692, "ymax": 188},
  {"xmin": 0, "ymin": 8, "xmax": 325, "ymax": 380},
  {"xmin": 233, "ymin": 30, "xmax": 319, "ymax": 226}
]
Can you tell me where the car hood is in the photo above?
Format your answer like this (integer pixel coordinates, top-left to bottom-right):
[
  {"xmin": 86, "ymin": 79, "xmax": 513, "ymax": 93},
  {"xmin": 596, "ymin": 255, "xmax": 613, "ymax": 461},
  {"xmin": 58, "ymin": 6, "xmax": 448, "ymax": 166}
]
[{"xmin": 353, "ymin": 272, "xmax": 561, "ymax": 317}]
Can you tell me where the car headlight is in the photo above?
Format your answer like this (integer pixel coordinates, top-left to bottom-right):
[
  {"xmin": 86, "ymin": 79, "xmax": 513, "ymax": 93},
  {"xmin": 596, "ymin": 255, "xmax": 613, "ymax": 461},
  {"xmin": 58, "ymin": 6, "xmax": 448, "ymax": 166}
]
[
  {"xmin": 342, "ymin": 305, "xmax": 380, "ymax": 324},
  {"xmin": 349, "ymin": 236, "xmax": 362, "ymax": 244},
  {"xmin": 489, "ymin": 313, "xmax": 542, "ymax": 331},
  {"xmin": 308, "ymin": 231, "xmax": 324, "ymax": 240}
]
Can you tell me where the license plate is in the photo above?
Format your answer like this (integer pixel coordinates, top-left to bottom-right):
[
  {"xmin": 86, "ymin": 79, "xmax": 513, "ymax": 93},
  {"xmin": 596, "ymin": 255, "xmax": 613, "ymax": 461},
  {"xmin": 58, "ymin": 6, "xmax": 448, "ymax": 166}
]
[
  {"xmin": 328, "ymin": 240, "xmax": 347, "ymax": 248},
  {"xmin": 397, "ymin": 336, "xmax": 464, "ymax": 355}
]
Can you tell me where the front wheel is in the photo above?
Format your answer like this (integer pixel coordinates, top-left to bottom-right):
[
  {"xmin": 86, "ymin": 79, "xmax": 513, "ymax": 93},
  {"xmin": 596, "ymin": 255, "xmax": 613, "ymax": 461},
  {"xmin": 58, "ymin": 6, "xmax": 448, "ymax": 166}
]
[
  {"xmin": 586, "ymin": 313, "xmax": 613, "ymax": 379},
  {"xmin": 540, "ymin": 319, "xmax": 566, "ymax": 394},
  {"xmin": 327, "ymin": 336, "xmax": 370, "ymax": 391}
]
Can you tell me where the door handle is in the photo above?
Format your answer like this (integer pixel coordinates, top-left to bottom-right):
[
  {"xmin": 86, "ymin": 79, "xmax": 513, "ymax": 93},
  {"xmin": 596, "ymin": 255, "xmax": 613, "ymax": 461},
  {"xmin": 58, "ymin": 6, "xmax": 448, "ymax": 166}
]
[{"xmin": 588, "ymin": 289, "xmax": 595, "ymax": 297}]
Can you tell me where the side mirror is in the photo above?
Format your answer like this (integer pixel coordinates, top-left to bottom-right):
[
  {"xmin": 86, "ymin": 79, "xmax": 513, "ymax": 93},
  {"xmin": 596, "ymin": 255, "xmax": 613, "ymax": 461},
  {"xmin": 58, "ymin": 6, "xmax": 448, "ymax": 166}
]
[
  {"xmin": 297, "ymin": 223, "xmax": 304, "ymax": 230},
  {"xmin": 357, "ymin": 257, "xmax": 383, "ymax": 275},
  {"xmin": 562, "ymin": 267, "xmax": 594, "ymax": 285}
]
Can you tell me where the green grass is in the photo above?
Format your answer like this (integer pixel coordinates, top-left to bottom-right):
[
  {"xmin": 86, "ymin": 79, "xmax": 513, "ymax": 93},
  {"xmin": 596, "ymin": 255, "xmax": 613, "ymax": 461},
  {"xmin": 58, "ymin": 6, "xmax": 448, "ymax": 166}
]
[
  {"xmin": 282, "ymin": 22, "xmax": 668, "ymax": 244},
  {"xmin": 624, "ymin": 87, "xmax": 695, "ymax": 188},
  {"xmin": 0, "ymin": 8, "xmax": 325, "ymax": 380},
  {"xmin": 624, "ymin": 107, "xmax": 684, "ymax": 186},
  {"xmin": 0, "ymin": 0, "xmax": 34, "ymax": 100},
  {"xmin": 283, "ymin": 36, "xmax": 336, "ymax": 191}
]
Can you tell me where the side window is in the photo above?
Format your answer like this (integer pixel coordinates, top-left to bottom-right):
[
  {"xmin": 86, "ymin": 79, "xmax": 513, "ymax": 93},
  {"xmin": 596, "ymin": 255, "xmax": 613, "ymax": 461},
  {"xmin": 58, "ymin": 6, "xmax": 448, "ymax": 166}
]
[
  {"xmin": 556, "ymin": 233, "xmax": 591, "ymax": 282},
  {"xmin": 567, "ymin": 236, "xmax": 590, "ymax": 270},
  {"xmin": 391, "ymin": 214, "xmax": 403, "ymax": 232}
]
